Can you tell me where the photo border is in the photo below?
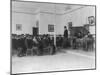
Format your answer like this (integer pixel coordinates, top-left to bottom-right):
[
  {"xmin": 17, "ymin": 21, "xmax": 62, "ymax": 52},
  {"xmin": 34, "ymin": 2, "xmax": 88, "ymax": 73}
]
[{"xmin": 10, "ymin": 0, "xmax": 96, "ymax": 74}]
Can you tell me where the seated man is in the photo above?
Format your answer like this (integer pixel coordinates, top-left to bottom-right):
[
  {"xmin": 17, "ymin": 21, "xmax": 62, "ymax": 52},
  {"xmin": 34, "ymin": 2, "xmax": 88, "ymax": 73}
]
[
  {"xmin": 32, "ymin": 36, "xmax": 44, "ymax": 55},
  {"xmin": 39, "ymin": 35, "xmax": 47, "ymax": 55},
  {"xmin": 45, "ymin": 36, "xmax": 56, "ymax": 54},
  {"xmin": 26, "ymin": 36, "xmax": 33, "ymax": 49},
  {"xmin": 83, "ymin": 34, "xmax": 94, "ymax": 51},
  {"xmin": 17, "ymin": 35, "xmax": 27, "ymax": 57},
  {"xmin": 21, "ymin": 35, "xmax": 27, "ymax": 56},
  {"xmin": 12, "ymin": 35, "xmax": 16, "ymax": 55},
  {"xmin": 17, "ymin": 35, "xmax": 23, "ymax": 57},
  {"xmin": 88, "ymin": 35, "xmax": 94, "ymax": 51},
  {"xmin": 25, "ymin": 35, "xmax": 34, "ymax": 55},
  {"xmin": 74, "ymin": 32, "xmax": 83, "ymax": 49},
  {"xmin": 77, "ymin": 32, "xmax": 83, "ymax": 39},
  {"xmin": 59, "ymin": 35, "xmax": 63, "ymax": 47}
]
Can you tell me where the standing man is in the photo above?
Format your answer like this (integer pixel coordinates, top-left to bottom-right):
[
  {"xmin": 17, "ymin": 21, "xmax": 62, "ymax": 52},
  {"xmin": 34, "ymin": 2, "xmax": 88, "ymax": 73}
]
[
  {"xmin": 64, "ymin": 26, "xmax": 68, "ymax": 38},
  {"xmin": 62, "ymin": 26, "xmax": 68, "ymax": 48}
]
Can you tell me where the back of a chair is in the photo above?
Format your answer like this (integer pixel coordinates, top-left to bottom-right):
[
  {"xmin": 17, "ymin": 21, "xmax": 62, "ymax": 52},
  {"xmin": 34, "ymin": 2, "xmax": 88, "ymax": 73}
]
[{"xmin": 25, "ymin": 38, "xmax": 33, "ymax": 49}]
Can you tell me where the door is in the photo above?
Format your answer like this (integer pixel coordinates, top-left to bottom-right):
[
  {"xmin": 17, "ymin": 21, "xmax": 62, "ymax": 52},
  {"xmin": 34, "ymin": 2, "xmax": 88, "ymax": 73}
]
[{"xmin": 32, "ymin": 27, "xmax": 38, "ymax": 36}]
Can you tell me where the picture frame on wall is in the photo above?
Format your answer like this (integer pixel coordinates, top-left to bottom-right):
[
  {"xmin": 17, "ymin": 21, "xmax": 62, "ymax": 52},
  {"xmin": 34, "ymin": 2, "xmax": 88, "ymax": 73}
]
[
  {"xmin": 68, "ymin": 22, "xmax": 72, "ymax": 30},
  {"xmin": 16, "ymin": 24, "xmax": 22, "ymax": 31},
  {"xmin": 88, "ymin": 16, "xmax": 95, "ymax": 25},
  {"xmin": 48, "ymin": 24, "xmax": 54, "ymax": 32}
]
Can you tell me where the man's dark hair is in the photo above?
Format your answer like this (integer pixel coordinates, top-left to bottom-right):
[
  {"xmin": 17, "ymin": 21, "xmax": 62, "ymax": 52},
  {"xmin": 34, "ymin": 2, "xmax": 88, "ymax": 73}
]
[{"xmin": 64, "ymin": 26, "xmax": 67, "ymax": 28}]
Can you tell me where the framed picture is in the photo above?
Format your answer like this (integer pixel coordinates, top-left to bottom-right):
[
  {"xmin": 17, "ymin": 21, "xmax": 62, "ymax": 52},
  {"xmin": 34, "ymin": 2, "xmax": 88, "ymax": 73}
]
[
  {"xmin": 68, "ymin": 22, "xmax": 72, "ymax": 30},
  {"xmin": 16, "ymin": 24, "xmax": 22, "ymax": 31},
  {"xmin": 48, "ymin": 24, "xmax": 54, "ymax": 32},
  {"xmin": 88, "ymin": 16, "xmax": 95, "ymax": 25}
]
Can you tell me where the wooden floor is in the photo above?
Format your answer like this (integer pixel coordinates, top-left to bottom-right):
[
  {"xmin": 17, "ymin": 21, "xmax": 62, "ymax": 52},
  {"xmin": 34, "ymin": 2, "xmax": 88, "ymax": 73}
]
[{"xmin": 12, "ymin": 49, "xmax": 95, "ymax": 74}]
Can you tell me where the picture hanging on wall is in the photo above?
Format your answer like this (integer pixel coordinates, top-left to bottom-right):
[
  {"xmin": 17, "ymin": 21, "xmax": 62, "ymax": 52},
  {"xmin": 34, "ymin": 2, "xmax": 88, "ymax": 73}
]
[
  {"xmin": 48, "ymin": 24, "xmax": 54, "ymax": 32},
  {"xmin": 16, "ymin": 24, "xmax": 22, "ymax": 31},
  {"xmin": 88, "ymin": 16, "xmax": 95, "ymax": 25},
  {"xmin": 68, "ymin": 22, "xmax": 72, "ymax": 30}
]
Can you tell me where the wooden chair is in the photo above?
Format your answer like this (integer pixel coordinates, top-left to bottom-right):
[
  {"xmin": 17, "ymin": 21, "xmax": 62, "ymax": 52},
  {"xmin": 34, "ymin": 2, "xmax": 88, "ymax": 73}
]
[
  {"xmin": 43, "ymin": 45, "xmax": 53, "ymax": 55},
  {"xmin": 26, "ymin": 48, "xmax": 33, "ymax": 56},
  {"xmin": 25, "ymin": 38, "xmax": 34, "ymax": 56}
]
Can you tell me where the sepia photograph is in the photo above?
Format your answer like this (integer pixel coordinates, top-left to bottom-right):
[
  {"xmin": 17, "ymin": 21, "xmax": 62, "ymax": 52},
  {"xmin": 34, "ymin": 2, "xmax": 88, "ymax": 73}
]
[{"xmin": 11, "ymin": 0, "xmax": 96, "ymax": 74}]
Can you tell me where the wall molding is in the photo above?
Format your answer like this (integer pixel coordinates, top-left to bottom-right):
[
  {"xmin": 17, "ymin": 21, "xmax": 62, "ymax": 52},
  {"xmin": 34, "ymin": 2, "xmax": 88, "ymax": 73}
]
[{"xmin": 12, "ymin": 6, "xmax": 87, "ymax": 16}]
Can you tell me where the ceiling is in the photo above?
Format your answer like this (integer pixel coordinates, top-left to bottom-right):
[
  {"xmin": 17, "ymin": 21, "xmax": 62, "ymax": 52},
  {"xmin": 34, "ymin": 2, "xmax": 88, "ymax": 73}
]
[{"xmin": 12, "ymin": 1, "xmax": 86, "ymax": 15}]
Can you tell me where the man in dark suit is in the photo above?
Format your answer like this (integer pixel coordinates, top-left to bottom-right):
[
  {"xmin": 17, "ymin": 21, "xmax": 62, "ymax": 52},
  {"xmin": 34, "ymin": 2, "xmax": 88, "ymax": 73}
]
[
  {"xmin": 17, "ymin": 35, "xmax": 26, "ymax": 57},
  {"xmin": 62, "ymin": 26, "xmax": 68, "ymax": 48},
  {"xmin": 64, "ymin": 26, "xmax": 68, "ymax": 38}
]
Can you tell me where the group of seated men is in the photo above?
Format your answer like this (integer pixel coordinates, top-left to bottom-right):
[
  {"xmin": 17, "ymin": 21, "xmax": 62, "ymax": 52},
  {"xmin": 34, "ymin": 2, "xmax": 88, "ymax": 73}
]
[
  {"xmin": 72, "ymin": 32, "xmax": 94, "ymax": 51},
  {"xmin": 12, "ymin": 34, "xmax": 56, "ymax": 57},
  {"xmin": 12, "ymin": 33, "xmax": 94, "ymax": 57}
]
